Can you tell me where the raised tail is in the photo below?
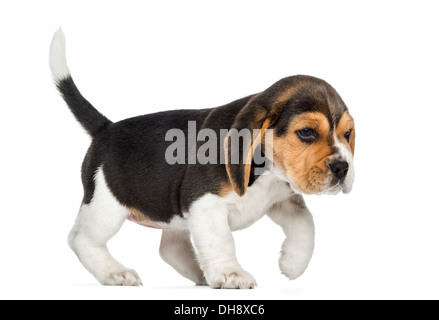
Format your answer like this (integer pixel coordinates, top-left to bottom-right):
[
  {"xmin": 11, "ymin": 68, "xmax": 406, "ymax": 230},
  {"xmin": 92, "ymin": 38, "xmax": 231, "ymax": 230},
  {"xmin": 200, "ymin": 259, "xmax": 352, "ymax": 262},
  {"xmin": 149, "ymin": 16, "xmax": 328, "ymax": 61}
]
[{"xmin": 49, "ymin": 28, "xmax": 112, "ymax": 137}]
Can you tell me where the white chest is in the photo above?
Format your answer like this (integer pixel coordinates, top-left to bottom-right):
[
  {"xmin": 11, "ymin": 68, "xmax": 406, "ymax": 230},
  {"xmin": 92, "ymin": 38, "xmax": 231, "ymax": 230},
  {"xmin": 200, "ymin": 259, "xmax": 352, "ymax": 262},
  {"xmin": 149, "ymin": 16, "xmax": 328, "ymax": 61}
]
[
  {"xmin": 147, "ymin": 171, "xmax": 293, "ymax": 231},
  {"xmin": 224, "ymin": 173, "xmax": 292, "ymax": 231}
]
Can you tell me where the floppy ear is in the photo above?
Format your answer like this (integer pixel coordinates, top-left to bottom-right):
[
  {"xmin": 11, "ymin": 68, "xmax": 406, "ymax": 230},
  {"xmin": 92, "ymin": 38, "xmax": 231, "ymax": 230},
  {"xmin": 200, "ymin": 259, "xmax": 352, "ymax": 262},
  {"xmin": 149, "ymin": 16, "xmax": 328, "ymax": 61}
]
[{"xmin": 224, "ymin": 97, "xmax": 281, "ymax": 196}]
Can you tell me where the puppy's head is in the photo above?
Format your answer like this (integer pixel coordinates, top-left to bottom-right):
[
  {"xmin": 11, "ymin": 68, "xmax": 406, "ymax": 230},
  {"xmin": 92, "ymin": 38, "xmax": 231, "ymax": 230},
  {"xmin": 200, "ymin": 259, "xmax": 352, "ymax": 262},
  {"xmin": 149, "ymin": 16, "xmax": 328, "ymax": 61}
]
[{"xmin": 225, "ymin": 75, "xmax": 355, "ymax": 196}]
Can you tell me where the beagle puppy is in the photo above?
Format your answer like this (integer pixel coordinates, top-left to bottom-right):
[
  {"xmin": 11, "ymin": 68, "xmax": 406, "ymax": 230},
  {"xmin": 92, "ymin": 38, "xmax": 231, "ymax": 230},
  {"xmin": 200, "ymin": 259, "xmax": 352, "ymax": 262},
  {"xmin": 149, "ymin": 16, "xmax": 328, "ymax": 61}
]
[{"xmin": 49, "ymin": 29, "xmax": 355, "ymax": 288}]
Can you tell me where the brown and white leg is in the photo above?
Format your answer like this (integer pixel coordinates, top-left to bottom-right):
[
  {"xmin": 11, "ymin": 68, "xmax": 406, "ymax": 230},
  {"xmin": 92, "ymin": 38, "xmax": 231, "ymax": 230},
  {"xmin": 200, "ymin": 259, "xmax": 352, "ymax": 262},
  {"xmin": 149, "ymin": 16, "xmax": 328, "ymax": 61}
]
[
  {"xmin": 68, "ymin": 167, "xmax": 142, "ymax": 286},
  {"xmin": 268, "ymin": 194, "xmax": 315, "ymax": 280},
  {"xmin": 159, "ymin": 229, "xmax": 206, "ymax": 285},
  {"xmin": 187, "ymin": 194, "xmax": 257, "ymax": 289}
]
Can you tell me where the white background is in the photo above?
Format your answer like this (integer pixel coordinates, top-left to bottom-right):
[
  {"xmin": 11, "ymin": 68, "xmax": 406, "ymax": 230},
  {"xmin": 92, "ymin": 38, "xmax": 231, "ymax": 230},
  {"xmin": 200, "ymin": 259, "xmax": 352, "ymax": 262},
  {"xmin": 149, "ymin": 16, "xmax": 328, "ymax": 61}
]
[{"xmin": 1, "ymin": 0, "xmax": 438, "ymax": 300}]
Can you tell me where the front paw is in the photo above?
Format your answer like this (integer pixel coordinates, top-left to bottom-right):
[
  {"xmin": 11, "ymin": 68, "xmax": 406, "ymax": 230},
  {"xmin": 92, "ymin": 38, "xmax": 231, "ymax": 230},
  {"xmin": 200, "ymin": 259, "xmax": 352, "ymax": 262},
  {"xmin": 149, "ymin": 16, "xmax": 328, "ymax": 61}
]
[
  {"xmin": 204, "ymin": 268, "xmax": 257, "ymax": 289},
  {"xmin": 98, "ymin": 269, "xmax": 143, "ymax": 286},
  {"xmin": 279, "ymin": 240, "xmax": 314, "ymax": 280}
]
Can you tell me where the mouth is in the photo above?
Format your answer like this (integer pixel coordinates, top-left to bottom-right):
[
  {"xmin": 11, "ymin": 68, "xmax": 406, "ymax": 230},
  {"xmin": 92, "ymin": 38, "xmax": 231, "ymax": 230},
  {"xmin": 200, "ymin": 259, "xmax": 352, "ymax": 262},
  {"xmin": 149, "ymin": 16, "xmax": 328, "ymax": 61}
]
[
  {"xmin": 321, "ymin": 183, "xmax": 342, "ymax": 195},
  {"xmin": 285, "ymin": 173, "xmax": 353, "ymax": 195},
  {"xmin": 320, "ymin": 178, "xmax": 353, "ymax": 195}
]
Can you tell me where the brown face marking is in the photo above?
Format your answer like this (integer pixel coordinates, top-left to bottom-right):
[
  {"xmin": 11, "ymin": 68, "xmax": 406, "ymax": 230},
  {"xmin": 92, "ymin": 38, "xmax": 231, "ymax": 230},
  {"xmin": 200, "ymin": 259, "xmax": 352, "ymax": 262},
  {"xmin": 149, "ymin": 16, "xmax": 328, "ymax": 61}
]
[
  {"xmin": 336, "ymin": 112, "xmax": 355, "ymax": 155},
  {"xmin": 272, "ymin": 112, "xmax": 334, "ymax": 194}
]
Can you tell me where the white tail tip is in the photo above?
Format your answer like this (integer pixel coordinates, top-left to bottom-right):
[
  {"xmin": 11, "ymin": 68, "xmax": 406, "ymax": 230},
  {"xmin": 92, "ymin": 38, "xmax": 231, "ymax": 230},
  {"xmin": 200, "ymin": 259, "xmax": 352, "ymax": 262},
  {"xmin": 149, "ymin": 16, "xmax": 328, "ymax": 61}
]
[{"xmin": 49, "ymin": 27, "xmax": 70, "ymax": 81}]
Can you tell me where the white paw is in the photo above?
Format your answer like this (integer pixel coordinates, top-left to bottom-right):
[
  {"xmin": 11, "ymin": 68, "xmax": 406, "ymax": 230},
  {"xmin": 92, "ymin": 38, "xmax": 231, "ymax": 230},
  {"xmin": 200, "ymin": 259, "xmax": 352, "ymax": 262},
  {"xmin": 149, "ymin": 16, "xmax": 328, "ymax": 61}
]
[
  {"xmin": 279, "ymin": 241, "xmax": 313, "ymax": 280},
  {"xmin": 99, "ymin": 269, "xmax": 143, "ymax": 286},
  {"xmin": 205, "ymin": 268, "xmax": 257, "ymax": 289}
]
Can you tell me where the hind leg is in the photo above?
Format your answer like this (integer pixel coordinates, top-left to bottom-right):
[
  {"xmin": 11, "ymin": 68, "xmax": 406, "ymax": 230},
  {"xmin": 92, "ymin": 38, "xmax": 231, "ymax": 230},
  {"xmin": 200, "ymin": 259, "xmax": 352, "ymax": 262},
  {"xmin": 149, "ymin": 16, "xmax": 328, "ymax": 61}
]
[
  {"xmin": 159, "ymin": 229, "xmax": 206, "ymax": 285},
  {"xmin": 68, "ymin": 167, "xmax": 142, "ymax": 286}
]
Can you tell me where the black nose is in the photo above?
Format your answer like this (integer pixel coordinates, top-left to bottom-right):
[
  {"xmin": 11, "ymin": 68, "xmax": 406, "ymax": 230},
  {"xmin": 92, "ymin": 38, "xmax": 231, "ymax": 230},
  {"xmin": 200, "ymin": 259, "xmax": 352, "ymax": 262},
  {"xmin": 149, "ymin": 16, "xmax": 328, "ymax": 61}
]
[{"xmin": 330, "ymin": 161, "xmax": 349, "ymax": 180}]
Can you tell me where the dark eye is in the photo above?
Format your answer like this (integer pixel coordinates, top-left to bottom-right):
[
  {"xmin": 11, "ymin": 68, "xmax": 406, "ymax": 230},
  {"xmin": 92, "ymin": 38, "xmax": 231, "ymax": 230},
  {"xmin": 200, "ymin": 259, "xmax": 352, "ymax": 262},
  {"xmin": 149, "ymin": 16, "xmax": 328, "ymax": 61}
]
[
  {"xmin": 296, "ymin": 128, "xmax": 318, "ymax": 143},
  {"xmin": 344, "ymin": 129, "xmax": 352, "ymax": 142}
]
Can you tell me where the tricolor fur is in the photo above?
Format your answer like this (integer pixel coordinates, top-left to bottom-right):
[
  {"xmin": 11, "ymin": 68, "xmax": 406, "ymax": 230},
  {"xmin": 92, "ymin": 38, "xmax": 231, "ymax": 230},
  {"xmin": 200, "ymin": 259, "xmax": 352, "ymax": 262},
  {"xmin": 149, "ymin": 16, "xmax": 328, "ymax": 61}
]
[{"xmin": 50, "ymin": 28, "xmax": 355, "ymax": 288}]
